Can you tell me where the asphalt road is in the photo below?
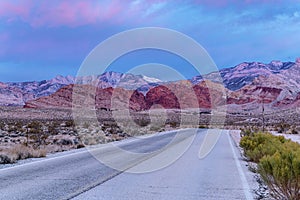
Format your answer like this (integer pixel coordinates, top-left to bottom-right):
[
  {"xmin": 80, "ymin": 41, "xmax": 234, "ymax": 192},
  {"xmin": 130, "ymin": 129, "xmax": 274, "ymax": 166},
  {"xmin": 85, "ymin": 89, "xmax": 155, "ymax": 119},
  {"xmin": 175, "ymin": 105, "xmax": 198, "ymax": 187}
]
[{"xmin": 0, "ymin": 129, "xmax": 255, "ymax": 200}]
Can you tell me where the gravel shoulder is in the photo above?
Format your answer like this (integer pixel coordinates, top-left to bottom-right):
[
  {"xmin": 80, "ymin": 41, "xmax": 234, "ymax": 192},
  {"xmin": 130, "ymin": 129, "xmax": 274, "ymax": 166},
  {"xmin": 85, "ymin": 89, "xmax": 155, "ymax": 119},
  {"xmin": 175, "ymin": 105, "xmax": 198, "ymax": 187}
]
[{"xmin": 229, "ymin": 130, "xmax": 274, "ymax": 200}]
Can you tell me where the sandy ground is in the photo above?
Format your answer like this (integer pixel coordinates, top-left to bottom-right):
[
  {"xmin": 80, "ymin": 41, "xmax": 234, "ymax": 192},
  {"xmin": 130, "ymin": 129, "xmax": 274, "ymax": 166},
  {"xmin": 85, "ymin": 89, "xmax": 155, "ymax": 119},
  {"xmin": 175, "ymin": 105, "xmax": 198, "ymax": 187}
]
[{"xmin": 270, "ymin": 131, "xmax": 300, "ymax": 144}]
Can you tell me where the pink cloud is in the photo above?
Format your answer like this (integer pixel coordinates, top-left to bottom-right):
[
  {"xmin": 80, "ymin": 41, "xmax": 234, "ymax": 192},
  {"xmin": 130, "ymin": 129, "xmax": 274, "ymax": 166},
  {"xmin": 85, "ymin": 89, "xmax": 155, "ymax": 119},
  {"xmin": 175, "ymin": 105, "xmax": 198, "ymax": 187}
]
[
  {"xmin": 29, "ymin": 0, "xmax": 127, "ymax": 27},
  {"xmin": 0, "ymin": 0, "xmax": 171, "ymax": 27},
  {"xmin": 0, "ymin": 0, "xmax": 140, "ymax": 27},
  {"xmin": 0, "ymin": 0, "xmax": 31, "ymax": 22}
]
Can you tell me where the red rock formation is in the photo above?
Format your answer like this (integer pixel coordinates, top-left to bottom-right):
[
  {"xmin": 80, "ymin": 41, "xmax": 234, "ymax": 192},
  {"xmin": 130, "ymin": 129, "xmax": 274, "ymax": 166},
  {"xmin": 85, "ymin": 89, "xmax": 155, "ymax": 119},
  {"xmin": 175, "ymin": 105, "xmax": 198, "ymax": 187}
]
[
  {"xmin": 227, "ymin": 86, "xmax": 282, "ymax": 105},
  {"xmin": 145, "ymin": 85, "xmax": 180, "ymax": 109},
  {"xmin": 24, "ymin": 80, "xmax": 228, "ymax": 111},
  {"xmin": 24, "ymin": 84, "xmax": 148, "ymax": 111},
  {"xmin": 24, "ymin": 84, "xmax": 74, "ymax": 108},
  {"xmin": 129, "ymin": 90, "xmax": 149, "ymax": 111}
]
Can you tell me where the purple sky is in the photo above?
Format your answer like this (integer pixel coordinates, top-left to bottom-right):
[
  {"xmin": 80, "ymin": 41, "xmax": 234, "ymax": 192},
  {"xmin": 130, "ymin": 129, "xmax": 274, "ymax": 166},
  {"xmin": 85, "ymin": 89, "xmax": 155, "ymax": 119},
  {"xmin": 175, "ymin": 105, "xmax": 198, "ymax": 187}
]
[{"xmin": 0, "ymin": 0, "xmax": 300, "ymax": 82}]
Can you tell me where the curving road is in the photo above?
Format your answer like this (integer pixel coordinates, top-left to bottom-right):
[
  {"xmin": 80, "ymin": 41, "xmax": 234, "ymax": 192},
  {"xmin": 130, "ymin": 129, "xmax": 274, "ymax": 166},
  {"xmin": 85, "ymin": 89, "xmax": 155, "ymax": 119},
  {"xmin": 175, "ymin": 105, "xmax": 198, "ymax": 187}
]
[{"xmin": 0, "ymin": 129, "xmax": 256, "ymax": 200}]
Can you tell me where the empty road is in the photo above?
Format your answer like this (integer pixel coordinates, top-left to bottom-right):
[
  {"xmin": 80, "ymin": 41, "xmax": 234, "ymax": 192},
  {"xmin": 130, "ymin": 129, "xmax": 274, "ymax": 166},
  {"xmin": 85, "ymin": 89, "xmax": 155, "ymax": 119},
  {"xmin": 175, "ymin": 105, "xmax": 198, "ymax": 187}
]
[{"xmin": 0, "ymin": 129, "xmax": 256, "ymax": 200}]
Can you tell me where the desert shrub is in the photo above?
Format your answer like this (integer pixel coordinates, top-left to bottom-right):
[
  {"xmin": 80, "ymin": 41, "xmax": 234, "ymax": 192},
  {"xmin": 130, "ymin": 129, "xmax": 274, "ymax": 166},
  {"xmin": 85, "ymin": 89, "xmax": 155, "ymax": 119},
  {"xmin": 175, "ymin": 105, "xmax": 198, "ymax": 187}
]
[
  {"xmin": 27, "ymin": 121, "xmax": 42, "ymax": 129},
  {"xmin": 288, "ymin": 127, "xmax": 299, "ymax": 135},
  {"xmin": 240, "ymin": 132, "xmax": 300, "ymax": 200},
  {"xmin": 47, "ymin": 122, "xmax": 59, "ymax": 135},
  {"xmin": 82, "ymin": 136, "xmax": 98, "ymax": 145},
  {"xmin": 0, "ymin": 121, "xmax": 5, "ymax": 130},
  {"xmin": 76, "ymin": 143, "xmax": 85, "ymax": 149},
  {"xmin": 59, "ymin": 138, "xmax": 73, "ymax": 146},
  {"xmin": 240, "ymin": 126, "xmax": 260, "ymax": 137},
  {"xmin": 0, "ymin": 153, "xmax": 17, "ymax": 164},
  {"xmin": 14, "ymin": 121, "xmax": 23, "ymax": 129},
  {"xmin": 65, "ymin": 120, "xmax": 75, "ymax": 127},
  {"xmin": 240, "ymin": 128, "xmax": 254, "ymax": 137},
  {"xmin": 169, "ymin": 121, "xmax": 180, "ymax": 128},
  {"xmin": 7, "ymin": 125, "xmax": 18, "ymax": 133},
  {"xmin": 291, "ymin": 129, "xmax": 298, "ymax": 134},
  {"xmin": 240, "ymin": 133, "xmax": 286, "ymax": 162},
  {"xmin": 134, "ymin": 118, "xmax": 150, "ymax": 127},
  {"xmin": 149, "ymin": 124, "xmax": 163, "ymax": 132},
  {"xmin": 82, "ymin": 122, "xmax": 90, "ymax": 129},
  {"xmin": 30, "ymin": 133, "xmax": 49, "ymax": 148},
  {"xmin": 10, "ymin": 144, "xmax": 47, "ymax": 159},
  {"xmin": 259, "ymin": 145, "xmax": 300, "ymax": 200},
  {"xmin": 276, "ymin": 122, "xmax": 290, "ymax": 133},
  {"xmin": 198, "ymin": 125, "xmax": 207, "ymax": 129},
  {"xmin": 27, "ymin": 121, "xmax": 43, "ymax": 135},
  {"xmin": 0, "ymin": 145, "xmax": 46, "ymax": 164}
]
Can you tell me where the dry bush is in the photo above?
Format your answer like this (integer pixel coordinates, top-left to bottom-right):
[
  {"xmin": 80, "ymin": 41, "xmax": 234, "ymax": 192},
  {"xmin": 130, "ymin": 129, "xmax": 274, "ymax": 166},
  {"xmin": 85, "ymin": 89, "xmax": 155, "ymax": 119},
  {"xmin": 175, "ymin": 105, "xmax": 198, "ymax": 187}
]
[
  {"xmin": 0, "ymin": 121, "xmax": 5, "ymax": 130},
  {"xmin": 0, "ymin": 144, "xmax": 46, "ymax": 164},
  {"xmin": 0, "ymin": 153, "xmax": 17, "ymax": 164},
  {"xmin": 149, "ymin": 124, "xmax": 164, "ymax": 132},
  {"xmin": 275, "ymin": 122, "xmax": 290, "ymax": 133},
  {"xmin": 47, "ymin": 122, "xmax": 59, "ymax": 135},
  {"xmin": 9, "ymin": 144, "xmax": 47, "ymax": 159},
  {"xmin": 65, "ymin": 120, "xmax": 75, "ymax": 127}
]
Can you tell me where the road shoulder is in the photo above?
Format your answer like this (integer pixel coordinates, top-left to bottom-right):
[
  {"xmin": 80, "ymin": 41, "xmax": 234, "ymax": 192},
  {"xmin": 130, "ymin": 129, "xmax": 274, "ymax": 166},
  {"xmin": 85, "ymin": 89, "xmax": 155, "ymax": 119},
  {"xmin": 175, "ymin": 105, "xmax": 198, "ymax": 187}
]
[{"xmin": 228, "ymin": 130, "xmax": 273, "ymax": 200}]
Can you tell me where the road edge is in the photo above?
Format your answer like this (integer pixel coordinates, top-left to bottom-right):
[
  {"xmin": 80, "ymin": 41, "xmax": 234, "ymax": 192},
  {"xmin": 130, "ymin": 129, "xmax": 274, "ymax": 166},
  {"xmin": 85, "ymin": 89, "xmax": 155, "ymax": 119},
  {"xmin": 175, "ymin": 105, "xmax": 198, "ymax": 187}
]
[{"xmin": 228, "ymin": 130, "xmax": 273, "ymax": 200}]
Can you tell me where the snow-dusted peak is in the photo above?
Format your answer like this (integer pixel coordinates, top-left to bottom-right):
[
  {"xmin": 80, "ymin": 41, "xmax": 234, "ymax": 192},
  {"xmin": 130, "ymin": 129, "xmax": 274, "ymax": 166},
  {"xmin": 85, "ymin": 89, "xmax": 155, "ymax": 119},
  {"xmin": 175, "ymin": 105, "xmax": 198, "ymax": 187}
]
[{"xmin": 142, "ymin": 75, "xmax": 162, "ymax": 83}]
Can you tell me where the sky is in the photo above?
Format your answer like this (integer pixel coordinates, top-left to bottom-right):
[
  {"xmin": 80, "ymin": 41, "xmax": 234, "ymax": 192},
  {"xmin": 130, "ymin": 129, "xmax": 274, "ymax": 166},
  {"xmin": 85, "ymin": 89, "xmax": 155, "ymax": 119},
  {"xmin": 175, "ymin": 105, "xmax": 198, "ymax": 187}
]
[{"xmin": 0, "ymin": 0, "xmax": 300, "ymax": 82}]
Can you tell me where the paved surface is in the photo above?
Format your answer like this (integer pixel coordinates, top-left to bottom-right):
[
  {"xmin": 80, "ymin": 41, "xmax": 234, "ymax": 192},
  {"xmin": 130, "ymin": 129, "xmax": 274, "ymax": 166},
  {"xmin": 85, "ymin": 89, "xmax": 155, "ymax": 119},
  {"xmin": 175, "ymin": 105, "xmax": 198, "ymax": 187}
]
[{"xmin": 0, "ymin": 129, "xmax": 256, "ymax": 200}]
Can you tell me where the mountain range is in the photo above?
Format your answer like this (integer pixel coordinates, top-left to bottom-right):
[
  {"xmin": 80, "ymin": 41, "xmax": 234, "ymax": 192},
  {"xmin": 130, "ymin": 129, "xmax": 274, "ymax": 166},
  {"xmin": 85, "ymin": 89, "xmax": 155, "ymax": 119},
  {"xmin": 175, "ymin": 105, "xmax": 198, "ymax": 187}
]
[
  {"xmin": 0, "ymin": 72, "xmax": 161, "ymax": 106},
  {"xmin": 1, "ymin": 58, "xmax": 300, "ymax": 113}
]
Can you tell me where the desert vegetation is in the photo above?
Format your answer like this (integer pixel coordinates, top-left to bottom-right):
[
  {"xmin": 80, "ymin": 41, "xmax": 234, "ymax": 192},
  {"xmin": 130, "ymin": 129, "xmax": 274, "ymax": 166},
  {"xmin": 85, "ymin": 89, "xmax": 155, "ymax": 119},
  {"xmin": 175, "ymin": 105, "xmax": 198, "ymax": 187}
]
[
  {"xmin": 240, "ymin": 132, "xmax": 300, "ymax": 200},
  {"xmin": 0, "ymin": 108, "xmax": 192, "ymax": 164},
  {"xmin": 1, "ymin": 104, "xmax": 299, "ymax": 165}
]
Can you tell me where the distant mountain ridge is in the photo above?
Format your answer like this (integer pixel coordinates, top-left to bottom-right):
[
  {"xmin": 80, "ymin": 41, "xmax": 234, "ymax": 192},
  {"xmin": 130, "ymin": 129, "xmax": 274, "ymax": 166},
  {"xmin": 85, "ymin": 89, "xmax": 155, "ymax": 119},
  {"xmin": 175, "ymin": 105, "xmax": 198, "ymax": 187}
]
[
  {"xmin": 191, "ymin": 59, "xmax": 299, "ymax": 91},
  {"xmin": 0, "ymin": 72, "xmax": 163, "ymax": 106},
  {"xmin": 1, "ymin": 58, "xmax": 300, "ymax": 112}
]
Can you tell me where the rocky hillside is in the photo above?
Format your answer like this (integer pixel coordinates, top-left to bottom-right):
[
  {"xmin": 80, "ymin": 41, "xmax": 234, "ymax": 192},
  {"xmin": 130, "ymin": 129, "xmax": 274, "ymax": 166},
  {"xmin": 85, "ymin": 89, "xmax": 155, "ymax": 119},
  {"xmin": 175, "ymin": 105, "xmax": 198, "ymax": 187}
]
[
  {"xmin": 192, "ymin": 58, "xmax": 300, "ymax": 91},
  {"xmin": 24, "ymin": 79, "xmax": 227, "ymax": 111}
]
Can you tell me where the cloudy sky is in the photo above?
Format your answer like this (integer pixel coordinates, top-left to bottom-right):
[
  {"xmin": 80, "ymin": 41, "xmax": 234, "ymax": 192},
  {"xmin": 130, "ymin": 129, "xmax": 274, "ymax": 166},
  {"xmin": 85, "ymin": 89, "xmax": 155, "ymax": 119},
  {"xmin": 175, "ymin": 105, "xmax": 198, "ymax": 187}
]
[{"xmin": 0, "ymin": 0, "xmax": 300, "ymax": 82}]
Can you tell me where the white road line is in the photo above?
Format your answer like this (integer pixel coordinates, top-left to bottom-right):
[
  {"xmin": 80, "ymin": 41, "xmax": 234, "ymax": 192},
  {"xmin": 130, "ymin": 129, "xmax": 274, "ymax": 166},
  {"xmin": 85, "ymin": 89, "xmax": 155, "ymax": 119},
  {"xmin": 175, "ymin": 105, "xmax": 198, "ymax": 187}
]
[{"xmin": 227, "ymin": 131, "xmax": 253, "ymax": 200}]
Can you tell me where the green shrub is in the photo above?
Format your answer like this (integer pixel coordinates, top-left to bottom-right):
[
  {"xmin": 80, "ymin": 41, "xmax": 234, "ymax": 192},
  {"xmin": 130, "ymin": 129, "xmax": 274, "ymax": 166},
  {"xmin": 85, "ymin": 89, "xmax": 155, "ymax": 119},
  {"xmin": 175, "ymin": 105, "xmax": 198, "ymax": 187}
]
[
  {"xmin": 240, "ymin": 126, "xmax": 260, "ymax": 137},
  {"xmin": 240, "ymin": 132, "xmax": 300, "ymax": 199},
  {"xmin": 259, "ymin": 146, "xmax": 300, "ymax": 200},
  {"xmin": 240, "ymin": 133, "xmax": 286, "ymax": 162}
]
